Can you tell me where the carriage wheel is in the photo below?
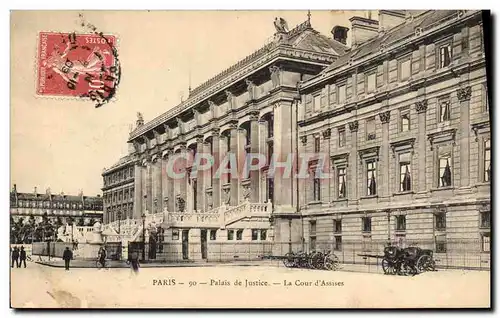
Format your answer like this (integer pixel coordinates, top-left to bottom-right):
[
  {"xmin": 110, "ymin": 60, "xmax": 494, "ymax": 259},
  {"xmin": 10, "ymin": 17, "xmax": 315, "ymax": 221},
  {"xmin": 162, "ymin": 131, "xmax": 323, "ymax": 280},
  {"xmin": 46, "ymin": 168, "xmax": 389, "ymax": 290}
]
[
  {"xmin": 283, "ymin": 253, "xmax": 295, "ymax": 268},
  {"xmin": 324, "ymin": 255, "xmax": 339, "ymax": 271},
  {"xmin": 313, "ymin": 253, "xmax": 325, "ymax": 270},
  {"xmin": 381, "ymin": 259, "xmax": 396, "ymax": 275},
  {"xmin": 417, "ymin": 255, "xmax": 435, "ymax": 272}
]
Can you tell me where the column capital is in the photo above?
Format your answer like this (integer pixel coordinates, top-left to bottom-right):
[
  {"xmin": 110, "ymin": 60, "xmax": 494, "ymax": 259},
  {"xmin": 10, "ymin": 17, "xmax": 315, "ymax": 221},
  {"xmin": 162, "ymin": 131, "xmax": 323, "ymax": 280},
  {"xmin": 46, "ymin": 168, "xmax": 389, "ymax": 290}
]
[
  {"xmin": 415, "ymin": 99, "xmax": 428, "ymax": 113},
  {"xmin": 227, "ymin": 120, "xmax": 238, "ymax": 130},
  {"xmin": 379, "ymin": 110, "xmax": 391, "ymax": 124},
  {"xmin": 457, "ymin": 86, "xmax": 472, "ymax": 102},
  {"xmin": 348, "ymin": 120, "xmax": 359, "ymax": 133},
  {"xmin": 248, "ymin": 111, "xmax": 259, "ymax": 122},
  {"xmin": 211, "ymin": 127, "xmax": 220, "ymax": 137}
]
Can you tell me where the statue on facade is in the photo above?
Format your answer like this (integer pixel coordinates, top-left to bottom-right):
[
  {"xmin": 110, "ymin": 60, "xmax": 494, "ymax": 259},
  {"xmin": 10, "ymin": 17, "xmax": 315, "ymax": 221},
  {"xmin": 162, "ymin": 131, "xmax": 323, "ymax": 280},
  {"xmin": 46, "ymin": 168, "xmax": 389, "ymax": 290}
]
[
  {"xmin": 136, "ymin": 112, "xmax": 144, "ymax": 127},
  {"xmin": 274, "ymin": 17, "xmax": 289, "ymax": 33},
  {"xmin": 176, "ymin": 196, "xmax": 186, "ymax": 213}
]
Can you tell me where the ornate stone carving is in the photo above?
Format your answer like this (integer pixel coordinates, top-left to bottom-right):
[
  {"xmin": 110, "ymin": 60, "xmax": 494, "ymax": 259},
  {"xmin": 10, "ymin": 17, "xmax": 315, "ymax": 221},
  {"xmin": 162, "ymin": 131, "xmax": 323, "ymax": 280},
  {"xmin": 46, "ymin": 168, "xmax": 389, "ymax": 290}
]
[
  {"xmin": 348, "ymin": 121, "xmax": 359, "ymax": 133},
  {"xmin": 245, "ymin": 79, "xmax": 255, "ymax": 100},
  {"xmin": 136, "ymin": 112, "xmax": 144, "ymax": 127},
  {"xmin": 415, "ymin": 100, "xmax": 428, "ymax": 113},
  {"xmin": 457, "ymin": 86, "xmax": 472, "ymax": 102},
  {"xmin": 211, "ymin": 127, "xmax": 220, "ymax": 137},
  {"xmin": 176, "ymin": 117, "xmax": 184, "ymax": 134},
  {"xmin": 225, "ymin": 90, "xmax": 234, "ymax": 109},
  {"xmin": 379, "ymin": 110, "xmax": 391, "ymax": 124},
  {"xmin": 242, "ymin": 184, "xmax": 251, "ymax": 200},
  {"xmin": 248, "ymin": 112, "xmax": 259, "ymax": 122},
  {"xmin": 322, "ymin": 128, "xmax": 331, "ymax": 140},
  {"xmin": 222, "ymin": 188, "xmax": 230, "ymax": 204},
  {"xmin": 176, "ymin": 195, "xmax": 185, "ymax": 213},
  {"xmin": 269, "ymin": 65, "xmax": 281, "ymax": 88},
  {"xmin": 301, "ymin": 135, "xmax": 307, "ymax": 145}
]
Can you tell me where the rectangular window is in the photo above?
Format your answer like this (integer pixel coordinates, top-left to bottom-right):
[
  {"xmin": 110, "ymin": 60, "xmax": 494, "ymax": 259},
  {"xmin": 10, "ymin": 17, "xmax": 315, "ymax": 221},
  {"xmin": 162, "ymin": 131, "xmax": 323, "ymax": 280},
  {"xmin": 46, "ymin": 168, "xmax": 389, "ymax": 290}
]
[
  {"xmin": 334, "ymin": 236, "xmax": 342, "ymax": 251},
  {"xmin": 399, "ymin": 153, "xmax": 412, "ymax": 192},
  {"xmin": 438, "ymin": 152, "xmax": 452, "ymax": 187},
  {"xmin": 480, "ymin": 211, "xmax": 491, "ymax": 229},
  {"xmin": 314, "ymin": 136, "xmax": 320, "ymax": 153},
  {"xmin": 337, "ymin": 167, "xmax": 347, "ymax": 199},
  {"xmin": 236, "ymin": 229, "xmax": 243, "ymax": 241},
  {"xmin": 435, "ymin": 236, "xmax": 447, "ymax": 253},
  {"xmin": 313, "ymin": 177, "xmax": 321, "ymax": 201},
  {"xmin": 313, "ymin": 94, "xmax": 321, "ymax": 112},
  {"xmin": 366, "ymin": 160, "xmax": 377, "ymax": 196},
  {"xmin": 396, "ymin": 215, "xmax": 406, "ymax": 231},
  {"xmin": 172, "ymin": 229, "xmax": 179, "ymax": 240},
  {"xmin": 400, "ymin": 58, "xmax": 412, "ymax": 81},
  {"xmin": 439, "ymin": 43, "xmax": 452, "ymax": 68},
  {"xmin": 334, "ymin": 220, "xmax": 342, "ymax": 234},
  {"xmin": 227, "ymin": 230, "xmax": 234, "ymax": 241},
  {"xmin": 338, "ymin": 128, "xmax": 346, "ymax": 148},
  {"xmin": 260, "ymin": 230, "xmax": 267, "ymax": 241},
  {"xmin": 309, "ymin": 220, "xmax": 317, "ymax": 251},
  {"xmin": 483, "ymin": 83, "xmax": 489, "ymax": 112},
  {"xmin": 400, "ymin": 108, "xmax": 410, "ymax": 132},
  {"xmin": 251, "ymin": 229, "xmax": 259, "ymax": 241},
  {"xmin": 481, "ymin": 233, "xmax": 490, "ymax": 252},
  {"xmin": 366, "ymin": 118, "xmax": 376, "ymax": 141},
  {"xmin": 362, "ymin": 217, "xmax": 372, "ymax": 233},
  {"xmin": 266, "ymin": 177, "xmax": 274, "ymax": 203},
  {"xmin": 338, "ymin": 84, "xmax": 346, "ymax": 103},
  {"xmin": 210, "ymin": 229, "xmax": 217, "ymax": 240},
  {"xmin": 439, "ymin": 99, "xmax": 451, "ymax": 122},
  {"xmin": 484, "ymin": 139, "xmax": 491, "ymax": 182},
  {"xmin": 366, "ymin": 72, "xmax": 377, "ymax": 93},
  {"xmin": 435, "ymin": 213, "xmax": 446, "ymax": 230}
]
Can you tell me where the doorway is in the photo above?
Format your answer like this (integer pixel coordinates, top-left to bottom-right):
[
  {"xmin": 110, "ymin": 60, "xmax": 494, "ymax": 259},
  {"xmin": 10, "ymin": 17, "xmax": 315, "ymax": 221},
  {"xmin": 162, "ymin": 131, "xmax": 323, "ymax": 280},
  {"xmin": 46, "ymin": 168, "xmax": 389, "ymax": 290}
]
[
  {"xmin": 182, "ymin": 230, "xmax": 189, "ymax": 260},
  {"xmin": 200, "ymin": 229, "xmax": 208, "ymax": 260}
]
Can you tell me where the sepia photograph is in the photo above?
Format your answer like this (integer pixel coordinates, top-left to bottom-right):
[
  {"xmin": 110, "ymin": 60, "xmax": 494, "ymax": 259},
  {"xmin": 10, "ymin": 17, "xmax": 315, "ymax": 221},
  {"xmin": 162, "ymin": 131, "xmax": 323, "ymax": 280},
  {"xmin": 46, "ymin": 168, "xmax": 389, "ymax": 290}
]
[{"xmin": 9, "ymin": 8, "xmax": 491, "ymax": 309}]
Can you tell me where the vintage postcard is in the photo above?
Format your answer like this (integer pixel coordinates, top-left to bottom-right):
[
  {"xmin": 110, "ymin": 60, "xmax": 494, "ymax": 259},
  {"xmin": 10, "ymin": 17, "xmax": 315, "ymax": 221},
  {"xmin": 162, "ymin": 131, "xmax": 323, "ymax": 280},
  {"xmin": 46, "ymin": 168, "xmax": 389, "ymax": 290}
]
[{"xmin": 10, "ymin": 10, "xmax": 491, "ymax": 309}]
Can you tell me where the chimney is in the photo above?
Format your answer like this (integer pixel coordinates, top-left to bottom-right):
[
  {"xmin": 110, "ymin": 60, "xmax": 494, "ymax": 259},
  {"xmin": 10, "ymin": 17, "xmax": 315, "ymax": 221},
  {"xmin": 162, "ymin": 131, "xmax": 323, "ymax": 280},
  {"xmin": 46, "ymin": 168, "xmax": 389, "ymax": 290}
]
[
  {"xmin": 349, "ymin": 16, "xmax": 379, "ymax": 47},
  {"xmin": 331, "ymin": 26, "xmax": 349, "ymax": 45},
  {"xmin": 378, "ymin": 10, "xmax": 406, "ymax": 32}
]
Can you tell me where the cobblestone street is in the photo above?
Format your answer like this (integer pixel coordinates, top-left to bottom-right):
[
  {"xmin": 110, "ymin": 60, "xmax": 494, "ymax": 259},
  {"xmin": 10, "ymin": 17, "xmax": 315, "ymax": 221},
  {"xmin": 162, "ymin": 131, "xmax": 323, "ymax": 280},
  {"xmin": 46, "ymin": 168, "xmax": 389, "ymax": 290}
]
[{"xmin": 10, "ymin": 262, "xmax": 490, "ymax": 308}]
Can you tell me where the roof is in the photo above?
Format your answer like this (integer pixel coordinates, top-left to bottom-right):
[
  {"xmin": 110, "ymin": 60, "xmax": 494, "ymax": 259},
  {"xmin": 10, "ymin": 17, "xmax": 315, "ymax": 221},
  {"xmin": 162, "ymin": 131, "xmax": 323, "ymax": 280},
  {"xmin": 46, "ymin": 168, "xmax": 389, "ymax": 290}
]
[
  {"xmin": 321, "ymin": 10, "xmax": 458, "ymax": 74},
  {"xmin": 128, "ymin": 20, "xmax": 348, "ymax": 140},
  {"xmin": 13, "ymin": 192, "xmax": 102, "ymax": 202},
  {"xmin": 103, "ymin": 155, "xmax": 134, "ymax": 174}
]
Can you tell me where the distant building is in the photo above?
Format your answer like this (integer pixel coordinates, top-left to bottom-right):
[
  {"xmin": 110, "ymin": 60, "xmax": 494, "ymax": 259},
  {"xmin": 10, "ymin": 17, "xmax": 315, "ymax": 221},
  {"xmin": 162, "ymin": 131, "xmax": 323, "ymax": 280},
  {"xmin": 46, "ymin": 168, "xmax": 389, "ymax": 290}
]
[
  {"xmin": 101, "ymin": 155, "xmax": 136, "ymax": 224},
  {"xmin": 10, "ymin": 185, "xmax": 103, "ymax": 226}
]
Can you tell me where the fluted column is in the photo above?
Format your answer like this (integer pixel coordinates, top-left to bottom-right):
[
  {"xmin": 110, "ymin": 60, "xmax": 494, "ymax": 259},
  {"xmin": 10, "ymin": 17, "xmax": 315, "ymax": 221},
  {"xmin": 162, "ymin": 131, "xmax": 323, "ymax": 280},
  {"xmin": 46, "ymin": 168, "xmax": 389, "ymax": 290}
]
[
  {"xmin": 249, "ymin": 114, "xmax": 260, "ymax": 203},
  {"xmin": 379, "ymin": 110, "xmax": 391, "ymax": 200},
  {"xmin": 178, "ymin": 145, "xmax": 188, "ymax": 211},
  {"xmin": 196, "ymin": 137, "xmax": 205, "ymax": 211},
  {"xmin": 152, "ymin": 157, "xmax": 162, "ymax": 213},
  {"xmin": 229, "ymin": 122, "xmax": 239, "ymax": 206},
  {"xmin": 164, "ymin": 151, "xmax": 175, "ymax": 213},
  {"xmin": 211, "ymin": 129, "xmax": 221, "ymax": 208},
  {"xmin": 348, "ymin": 121, "xmax": 359, "ymax": 204},
  {"xmin": 416, "ymin": 100, "xmax": 428, "ymax": 193},
  {"xmin": 458, "ymin": 86, "xmax": 472, "ymax": 188},
  {"xmin": 133, "ymin": 162, "xmax": 144, "ymax": 219},
  {"xmin": 145, "ymin": 160, "xmax": 153, "ymax": 214}
]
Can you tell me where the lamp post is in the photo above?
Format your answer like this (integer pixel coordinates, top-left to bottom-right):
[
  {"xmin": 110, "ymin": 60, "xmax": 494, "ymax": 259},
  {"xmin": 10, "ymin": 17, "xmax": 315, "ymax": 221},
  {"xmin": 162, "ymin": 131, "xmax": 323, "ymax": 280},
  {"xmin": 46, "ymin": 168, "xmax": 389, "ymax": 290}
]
[{"xmin": 141, "ymin": 212, "xmax": 146, "ymax": 261}]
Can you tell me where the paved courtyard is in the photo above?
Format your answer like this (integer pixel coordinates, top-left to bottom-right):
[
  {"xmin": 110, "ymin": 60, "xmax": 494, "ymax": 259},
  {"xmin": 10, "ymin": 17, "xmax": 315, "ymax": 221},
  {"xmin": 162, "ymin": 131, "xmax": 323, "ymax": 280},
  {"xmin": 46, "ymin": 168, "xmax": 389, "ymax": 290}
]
[{"xmin": 11, "ymin": 262, "xmax": 490, "ymax": 308}]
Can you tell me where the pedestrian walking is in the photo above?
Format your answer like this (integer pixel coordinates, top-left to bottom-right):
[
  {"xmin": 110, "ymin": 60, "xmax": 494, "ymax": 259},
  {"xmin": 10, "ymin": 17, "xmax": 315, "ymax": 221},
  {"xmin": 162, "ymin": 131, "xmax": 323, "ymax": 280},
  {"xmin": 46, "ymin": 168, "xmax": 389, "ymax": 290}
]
[
  {"xmin": 11, "ymin": 247, "xmax": 19, "ymax": 268},
  {"xmin": 19, "ymin": 246, "xmax": 27, "ymax": 268},
  {"xmin": 128, "ymin": 250, "xmax": 140, "ymax": 275},
  {"xmin": 62, "ymin": 247, "xmax": 73, "ymax": 271}
]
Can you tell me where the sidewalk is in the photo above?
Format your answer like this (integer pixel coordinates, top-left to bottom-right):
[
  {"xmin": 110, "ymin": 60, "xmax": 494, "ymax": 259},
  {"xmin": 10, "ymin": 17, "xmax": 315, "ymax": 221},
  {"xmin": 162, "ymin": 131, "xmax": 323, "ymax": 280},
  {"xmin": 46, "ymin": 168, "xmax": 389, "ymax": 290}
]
[{"xmin": 35, "ymin": 259, "xmax": 278, "ymax": 269}]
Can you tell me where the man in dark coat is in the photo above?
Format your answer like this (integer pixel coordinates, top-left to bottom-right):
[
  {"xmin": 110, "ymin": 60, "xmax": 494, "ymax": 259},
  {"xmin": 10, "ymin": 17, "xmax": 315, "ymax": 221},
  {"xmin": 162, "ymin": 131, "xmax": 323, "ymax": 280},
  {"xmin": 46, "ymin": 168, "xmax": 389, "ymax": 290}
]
[
  {"xmin": 11, "ymin": 247, "xmax": 19, "ymax": 268},
  {"xmin": 19, "ymin": 246, "xmax": 27, "ymax": 268},
  {"xmin": 128, "ymin": 250, "xmax": 140, "ymax": 274},
  {"xmin": 62, "ymin": 247, "xmax": 73, "ymax": 270}
]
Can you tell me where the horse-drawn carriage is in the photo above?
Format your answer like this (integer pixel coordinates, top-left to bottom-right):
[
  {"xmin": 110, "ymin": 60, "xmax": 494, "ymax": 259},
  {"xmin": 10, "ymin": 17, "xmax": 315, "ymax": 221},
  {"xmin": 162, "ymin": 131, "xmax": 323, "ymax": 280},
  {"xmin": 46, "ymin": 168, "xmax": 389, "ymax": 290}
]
[
  {"xmin": 263, "ymin": 250, "xmax": 340, "ymax": 271},
  {"xmin": 360, "ymin": 245, "xmax": 436, "ymax": 275}
]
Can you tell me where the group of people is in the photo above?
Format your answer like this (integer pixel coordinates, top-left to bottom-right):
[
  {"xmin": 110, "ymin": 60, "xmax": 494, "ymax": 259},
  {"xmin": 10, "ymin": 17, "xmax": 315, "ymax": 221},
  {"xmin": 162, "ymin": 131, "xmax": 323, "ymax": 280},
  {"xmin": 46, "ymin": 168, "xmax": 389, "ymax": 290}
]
[{"xmin": 10, "ymin": 246, "xmax": 28, "ymax": 268}]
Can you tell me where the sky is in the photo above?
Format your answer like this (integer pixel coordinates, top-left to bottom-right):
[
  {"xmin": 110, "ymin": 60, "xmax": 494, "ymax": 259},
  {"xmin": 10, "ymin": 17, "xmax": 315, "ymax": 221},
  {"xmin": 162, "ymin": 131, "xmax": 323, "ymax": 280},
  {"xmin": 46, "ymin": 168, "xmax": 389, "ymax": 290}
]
[{"xmin": 10, "ymin": 10, "xmax": 372, "ymax": 196}]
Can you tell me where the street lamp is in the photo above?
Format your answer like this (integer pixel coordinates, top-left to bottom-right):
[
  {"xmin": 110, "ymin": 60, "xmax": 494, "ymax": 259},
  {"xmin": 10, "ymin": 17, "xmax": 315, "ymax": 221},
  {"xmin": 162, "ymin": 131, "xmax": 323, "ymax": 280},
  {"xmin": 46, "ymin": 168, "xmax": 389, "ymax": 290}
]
[
  {"xmin": 117, "ymin": 210, "xmax": 122, "ymax": 234},
  {"xmin": 141, "ymin": 212, "xmax": 146, "ymax": 261}
]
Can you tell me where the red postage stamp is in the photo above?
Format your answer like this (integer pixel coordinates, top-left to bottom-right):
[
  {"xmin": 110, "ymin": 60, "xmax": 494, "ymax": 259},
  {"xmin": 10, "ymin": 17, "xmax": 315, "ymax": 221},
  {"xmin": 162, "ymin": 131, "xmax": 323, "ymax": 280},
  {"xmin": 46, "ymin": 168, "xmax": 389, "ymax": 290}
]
[{"xmin": 36, "ymin": 32, "xmax": 120, "ymax": 107}]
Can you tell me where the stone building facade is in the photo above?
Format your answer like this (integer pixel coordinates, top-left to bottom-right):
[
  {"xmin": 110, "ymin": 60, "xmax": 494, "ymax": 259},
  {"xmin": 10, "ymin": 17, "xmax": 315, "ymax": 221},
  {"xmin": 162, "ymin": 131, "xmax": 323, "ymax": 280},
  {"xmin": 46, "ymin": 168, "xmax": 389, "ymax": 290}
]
[
  {"xmin": 10, "ymin": 185, "xmax": 103, "ymax": 225},
  {"xmin": 104, "ymin": 18, "xmax": 351, "ymax": 260},
  {"xmin": 298, "ymin": 10, "xmax": 490, "ymax": 261}
]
